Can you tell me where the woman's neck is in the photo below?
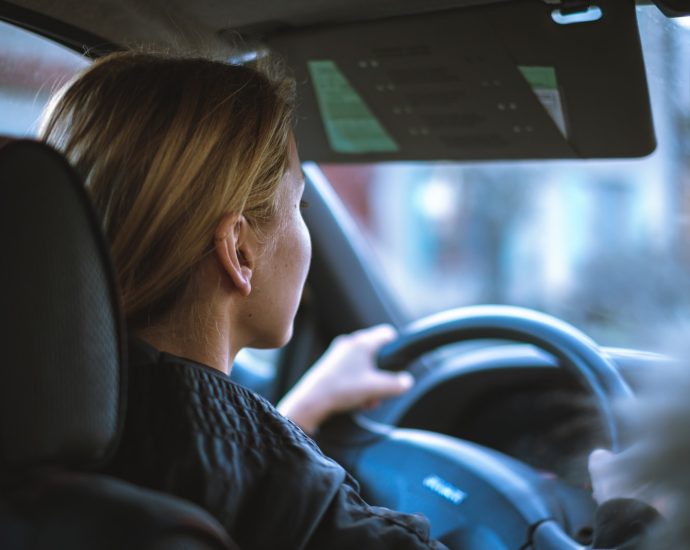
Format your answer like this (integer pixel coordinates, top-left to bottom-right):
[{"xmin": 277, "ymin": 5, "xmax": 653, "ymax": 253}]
[
  {"xmin": 133, "ymin": 257, "xmax": 251, "ymax": 374},
  {"xmin": 135, "ymin": 308, "xmax": 236, "ymax": 375}
]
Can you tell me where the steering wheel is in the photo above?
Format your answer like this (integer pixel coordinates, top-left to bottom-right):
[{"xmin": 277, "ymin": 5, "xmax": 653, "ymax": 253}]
[{"xmin": 317, "ymin": 305, "xmax": 634, "ymax": 550}]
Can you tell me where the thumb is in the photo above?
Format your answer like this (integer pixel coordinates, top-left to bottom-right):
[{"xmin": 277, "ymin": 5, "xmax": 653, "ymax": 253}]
[
  {"xmin": 354, "ymin": 324, "xmax": 397, "ymax": 352},
  {"xmin": 588, "ymin": 448, "xmax": 614, "ymax": 473}
]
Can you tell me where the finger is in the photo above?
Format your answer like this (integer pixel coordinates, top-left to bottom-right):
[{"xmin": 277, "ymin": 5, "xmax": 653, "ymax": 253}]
[{"xmin": 362, "ymin": 371, "xmax": 414, "ymax": 400}]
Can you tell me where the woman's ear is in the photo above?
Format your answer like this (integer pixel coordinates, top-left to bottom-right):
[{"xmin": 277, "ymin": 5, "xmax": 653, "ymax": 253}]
[{"xmin": 214, "ymin": 213, "xmax": 256, "ymax": 297}]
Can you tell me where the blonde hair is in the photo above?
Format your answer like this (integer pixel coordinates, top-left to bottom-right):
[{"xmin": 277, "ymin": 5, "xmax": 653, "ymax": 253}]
[{"xmin": 41, "ymin": 52, "xmax": 295, "ymax": 326}]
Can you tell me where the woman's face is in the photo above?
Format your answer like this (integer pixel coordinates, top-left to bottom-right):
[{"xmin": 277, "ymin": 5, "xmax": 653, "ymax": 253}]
[{"xmin": 246, "ymin": 136, "xmax": 312, "ymax": 348}]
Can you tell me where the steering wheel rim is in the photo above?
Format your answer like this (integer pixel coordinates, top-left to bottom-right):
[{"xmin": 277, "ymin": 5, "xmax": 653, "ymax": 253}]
[
  {"xmin": 377, "ymin": 305, "xmax": 633, "ymax": 452},
  {"xmin": 318, "ymin": 305, "xmax": 635, "ymax": 549}
]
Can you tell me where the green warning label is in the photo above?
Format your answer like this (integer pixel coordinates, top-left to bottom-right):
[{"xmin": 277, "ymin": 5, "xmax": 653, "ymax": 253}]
[
  {"xmin": 518, "ymin": 65, "xmax": 558, "ymax": 90},
  {"xmin": 518, "ymin": 65, "xmax": 567, "ymax": 138},
  {"xmin": 308, "ymin": 60, "xmax": 399, "ymax": 154}
]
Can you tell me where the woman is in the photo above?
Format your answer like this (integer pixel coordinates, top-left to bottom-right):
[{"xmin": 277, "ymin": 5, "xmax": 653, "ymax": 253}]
[
  {"xmin": 41, "ymin": 52, "xmax": 440, "ymax": 549},
  {"xmin": 41, "ymin": 51, "xmax": 656, "ymax": 550}
]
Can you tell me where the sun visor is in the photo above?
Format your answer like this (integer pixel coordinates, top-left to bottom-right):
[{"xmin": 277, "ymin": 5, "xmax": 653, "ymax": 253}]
[
  {"xmin": 652, "ymin": 0, "xmax": 690, "ymax": 17},
  {"xmin": 265, "ymin": 0, "xmax": 654, "ymax": 161}
]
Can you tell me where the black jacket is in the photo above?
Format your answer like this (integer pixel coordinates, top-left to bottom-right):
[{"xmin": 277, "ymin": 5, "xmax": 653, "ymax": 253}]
[
  {"xmin": 592, "ymin": 498, "xmax": 660, "ymax": 550},
  {"xmin": 110, "ymin": 337, "xmax": 446, "ymax": 550},
  {"xmin": 111, "ymin": 337, "xmax": 658, "ymax": 550}
]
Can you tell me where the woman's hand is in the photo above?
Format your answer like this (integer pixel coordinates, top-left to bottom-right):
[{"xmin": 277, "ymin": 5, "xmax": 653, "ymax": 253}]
[
  {"xmin": 588, "ymin": 447, "xmax": 667, "ymax": 514},
  {"xmin": 589, "ymin": 448, "xmax": 640, "ymax": 505},
  {"xmin": 277, "ymin": 324, "xmax": 414, "ymax": 434}
]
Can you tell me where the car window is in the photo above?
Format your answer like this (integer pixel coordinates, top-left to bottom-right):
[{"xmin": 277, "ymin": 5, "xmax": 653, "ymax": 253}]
[
  {"xmin": 0, "ymin": 20, "xmax": 89, "ymax": 136},
  {"xmin": 322, "ymin": 7, "xmax": 690, "ymax": 351}
]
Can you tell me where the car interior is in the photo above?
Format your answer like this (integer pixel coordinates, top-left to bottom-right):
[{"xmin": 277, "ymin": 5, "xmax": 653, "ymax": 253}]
[
  {"xmin": 1, "ymin": 0, "xmax": 689, "ymax": 548},
  {"xmin": 0, "ymin": 139, "xmax": 237, "ymax": 549}
]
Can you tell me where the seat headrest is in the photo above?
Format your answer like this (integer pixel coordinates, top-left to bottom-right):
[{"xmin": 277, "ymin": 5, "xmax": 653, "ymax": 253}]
[{"xmin": 0, "ymin": 139, "xmax": 125, "ymax": 469}]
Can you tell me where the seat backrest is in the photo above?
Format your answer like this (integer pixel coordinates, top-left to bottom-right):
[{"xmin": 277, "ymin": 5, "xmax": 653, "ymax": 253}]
[
  {"xmin": 0, "ymin": 139, "xmax": 238, "ymax": 550},
  {"xmin": 0, "ymin": 139, "xmax": 123, "ymax": 470}
]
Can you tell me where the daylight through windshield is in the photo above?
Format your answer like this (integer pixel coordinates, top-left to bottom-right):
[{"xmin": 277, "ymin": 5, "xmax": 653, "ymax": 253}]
[{"xmin": 323, "ymin": 7, "xmax": 690, "ymax": 351}]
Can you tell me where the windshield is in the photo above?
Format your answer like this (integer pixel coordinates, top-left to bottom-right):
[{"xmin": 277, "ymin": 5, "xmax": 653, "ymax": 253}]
[{"xmin": 321, "ymin": 7, "xmax": 690, "ymax": 351}]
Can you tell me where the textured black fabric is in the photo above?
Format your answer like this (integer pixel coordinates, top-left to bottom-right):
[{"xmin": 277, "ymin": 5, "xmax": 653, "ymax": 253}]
[
  {"xmin": 0, "ymin": 471, "xmax": 236, "ymax": 550},
  {"xmin": 592, "ymin": 498, "xmax": 661, "ymax": 550},
  {"xmin": 0, "ymin": 139, "xmax": 237, "ymax": 550},
  {"xmin": 111, "ymin": 337, "xmax": 445, "ymax": 550},
  {"xmin": 0, "ymin": 140, "xmax": 124, "ymax": 469}
]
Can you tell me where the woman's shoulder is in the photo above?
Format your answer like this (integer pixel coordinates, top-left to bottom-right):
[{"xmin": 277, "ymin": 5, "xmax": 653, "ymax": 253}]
[
  {"xmin": 120, "ymin": 337, "xmax": 347, "ymax": 547},
  {"xmin": 126, "ymin": 335, "xmax": 331, "ymax": 461}
]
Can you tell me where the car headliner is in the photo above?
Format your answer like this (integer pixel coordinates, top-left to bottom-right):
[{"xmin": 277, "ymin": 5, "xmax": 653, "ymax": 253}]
[{"xmin": 5, "ymin": 0, "xmax": 512, "ymax": 54}]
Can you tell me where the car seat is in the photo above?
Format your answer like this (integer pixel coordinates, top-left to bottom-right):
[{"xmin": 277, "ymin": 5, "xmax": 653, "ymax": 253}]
[{"xmin": 0, "ymin": 138, "xmax": 239, "ymax": 550}]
